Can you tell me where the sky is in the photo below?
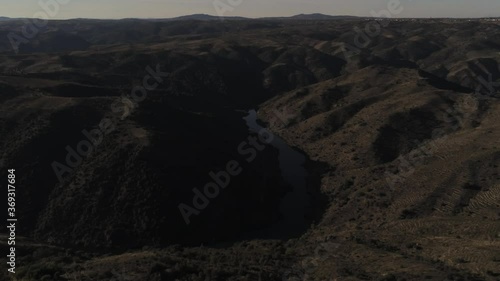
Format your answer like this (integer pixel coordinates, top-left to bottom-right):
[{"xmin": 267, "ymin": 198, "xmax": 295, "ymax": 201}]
[{"xmin": 1, "ymin": 0, "xmax": 499, "ymax": 19}]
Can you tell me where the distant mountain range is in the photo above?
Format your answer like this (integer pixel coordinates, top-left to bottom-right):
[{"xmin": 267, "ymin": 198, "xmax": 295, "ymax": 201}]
[
  {"xmin": 1, "ymin": 14, "xmax": 498, "ymax": 22},
  {"xmin": 169, "ymin": 14, "xmax": 248, "ymax": 21},
  {"xmin": 0, "ymin": 14, "xmax": 359, "ymax": 22},
  {"xmin": 276, "ymin": 13, "xmax": 359, "ymax": 20},
  {"xmin": 167, "ymin": 13, "xmax": 360, "ymax": 21}
]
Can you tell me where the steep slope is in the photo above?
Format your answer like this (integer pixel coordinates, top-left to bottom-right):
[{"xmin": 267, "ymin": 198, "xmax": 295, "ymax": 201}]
[{"xmin": 0, "ymin": 19, "xmax": 499, "ymax": 281}]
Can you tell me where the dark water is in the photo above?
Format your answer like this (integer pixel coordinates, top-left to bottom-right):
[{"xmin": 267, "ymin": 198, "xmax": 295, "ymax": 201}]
[{"xmin": 243, "ymin": 109, "xmax": 309, "ymax": 238}]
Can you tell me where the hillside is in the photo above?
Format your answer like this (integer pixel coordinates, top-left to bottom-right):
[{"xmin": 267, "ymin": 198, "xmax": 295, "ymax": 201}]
[{"xmin": 0, "ymin": 18, "xmax": 499, "ymax": 280}]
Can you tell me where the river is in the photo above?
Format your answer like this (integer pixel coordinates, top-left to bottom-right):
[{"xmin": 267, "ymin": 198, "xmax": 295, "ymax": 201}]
[{"xmin": 243, "ymin": 109, "xmax": 309, "ymax": 239}]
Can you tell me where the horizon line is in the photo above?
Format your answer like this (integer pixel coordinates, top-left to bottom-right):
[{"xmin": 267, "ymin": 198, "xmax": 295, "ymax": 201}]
[{"xmin": 1, "ymin": 13, "xmax": 500, "ymax": 21}]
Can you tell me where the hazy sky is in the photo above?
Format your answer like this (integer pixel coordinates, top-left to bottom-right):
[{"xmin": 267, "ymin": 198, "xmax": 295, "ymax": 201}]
[{"xmin": 1, "ymin": 0, "xmax": 499, "ymax": 19}]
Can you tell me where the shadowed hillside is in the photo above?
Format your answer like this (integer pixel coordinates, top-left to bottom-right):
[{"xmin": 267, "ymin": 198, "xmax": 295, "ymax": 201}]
[{"xmin": 0, "ymin": 18, "xmax": 499, "ymax": 281}]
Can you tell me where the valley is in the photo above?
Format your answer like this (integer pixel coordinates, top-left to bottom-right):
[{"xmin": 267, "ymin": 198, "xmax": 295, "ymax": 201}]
[{"xmin": 0, "ymin": 17, "xmax": 499, "ymax": 280}]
